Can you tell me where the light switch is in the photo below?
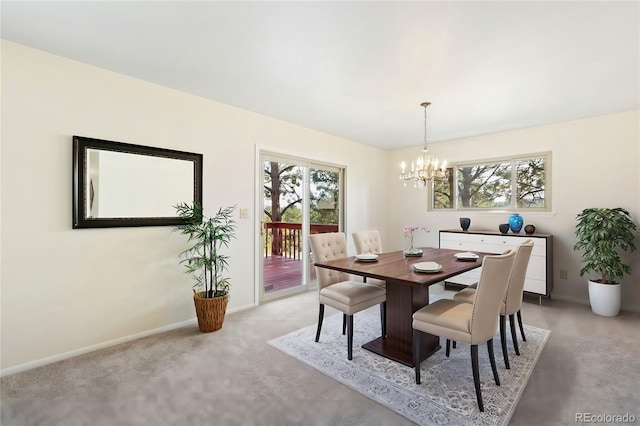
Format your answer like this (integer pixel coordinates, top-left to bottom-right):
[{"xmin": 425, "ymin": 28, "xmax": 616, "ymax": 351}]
[{"xmin": 239, "ymin": 208, "xmax": 249, "ymax": 219}]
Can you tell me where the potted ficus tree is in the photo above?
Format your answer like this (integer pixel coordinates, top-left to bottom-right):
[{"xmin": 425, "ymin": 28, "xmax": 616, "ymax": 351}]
[
  {"xmin": 574, "ymin": 207, "xmax": 638, "ymax": 316},
  {"xmin": 174, "ymin": 202, "xmax": 237, "ymax": 332}
]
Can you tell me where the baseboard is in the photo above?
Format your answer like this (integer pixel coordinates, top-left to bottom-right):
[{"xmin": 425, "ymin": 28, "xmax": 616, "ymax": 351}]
[
  {"xmin": 226, "ymin": 302, "xmax": 256, "ymax": 315},
  {"xmin": 1, "ymin": 302, "xmax": 256, "ymax": 378},
  {"xmin": 549, "ymin": 294, "xmax": 589, "ymax": 306},
  {"xmin": 548, "ymin": 294, "xmax": 640, "ymax": 314}
]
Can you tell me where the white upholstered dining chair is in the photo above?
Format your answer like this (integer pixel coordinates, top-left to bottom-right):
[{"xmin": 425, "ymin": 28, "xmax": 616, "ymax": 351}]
[
  {"xmin": 412, "ymin": 249, "xmax": 516, "ymax": 412},
  {"xmin": 351, "ymin": 230, "xmax": 386, "ymax": 289},
  {"xmin": 453, "ymin": 239, "xmax": 534, "ymax": 369},
  {"xmin": 351, "ymin": 230, "xmax": 383, "ymax": 255},
  {"xmin": 309, "ymin": 232, "xmax": 387, "ymax": 360}
]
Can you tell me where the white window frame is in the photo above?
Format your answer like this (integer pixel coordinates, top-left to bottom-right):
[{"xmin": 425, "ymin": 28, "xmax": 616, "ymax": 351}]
[{"xmin": 429, "ymin": 151, "xmax": 552, "ymax": 212}]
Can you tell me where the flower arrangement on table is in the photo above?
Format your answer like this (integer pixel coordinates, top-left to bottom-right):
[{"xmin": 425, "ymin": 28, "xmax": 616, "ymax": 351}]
[{"xmin": 403, "ymin": 225, "xmax": 429, "ymax": 256}]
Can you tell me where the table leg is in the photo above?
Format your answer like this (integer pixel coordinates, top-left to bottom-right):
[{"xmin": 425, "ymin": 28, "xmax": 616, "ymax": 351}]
[{"xmin": 361, "ymin": 280, "xmax": 440, "ymax": 366}]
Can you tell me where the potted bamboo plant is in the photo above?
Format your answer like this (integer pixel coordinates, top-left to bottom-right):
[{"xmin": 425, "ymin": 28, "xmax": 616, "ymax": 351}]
[
  {"xmin": 174, "ymin": 202, "xmax": 237, "ymax": 332},
  {"xmin": 574, "ymin": 207, "xmax": 638, "ymax": 316}
]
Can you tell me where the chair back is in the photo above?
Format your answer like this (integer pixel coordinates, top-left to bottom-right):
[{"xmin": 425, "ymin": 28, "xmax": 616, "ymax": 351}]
[
  {"xmin": 352, "ymin": 230, "xmax": 383, "ymax": 254},
  {"xmin": 309, "ymin": 232, "xmax": 351, "ymax": 290},
  {"xmin": 469, "ymin": 250, "xmax": 516, "ymax": 343},
  {"xmin": 503, "ymin": 240, "xmax": 534, "ymax": 314}
]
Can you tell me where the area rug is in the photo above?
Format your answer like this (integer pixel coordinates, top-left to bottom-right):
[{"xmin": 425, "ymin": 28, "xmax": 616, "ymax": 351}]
[{"xmin": 268, "ymin": 306, "xmax": 550, "ymax": 426}]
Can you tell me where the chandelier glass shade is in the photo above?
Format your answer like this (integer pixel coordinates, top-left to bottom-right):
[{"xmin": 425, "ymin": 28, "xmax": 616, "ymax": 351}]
[{"xmin": 399, "ymin": 102, "xmax": 447, "ymax": 188}]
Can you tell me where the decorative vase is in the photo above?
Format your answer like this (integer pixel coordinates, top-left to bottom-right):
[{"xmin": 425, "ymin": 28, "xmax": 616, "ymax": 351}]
[
  {"xmin": 403, "ymin": 233, "xmax": 423, "ymax": 257},
  {"xmin": 588, "ymin": 280, "xmax": 620, "ymax": 317},
  {"xmin": 509, "ymin": 213, "xmax": 523, "ymax": 233},
  {"xmin": 193, "ymin": 292, "xmax": 229, "ymax": 332},
  {"xmin": 403, "ymin": 247, "xmax": 423, "ymax": 257},
  {"xmin": 459, "ymin": 217, "xmax": 471, "ymax": 231},
  {"xmin": 499, "ymin": 223, "xmax": 510, "ymax": 234},
  {"xmin": 524, "ymin": 224, "xmax": 536, "ymax": 235}
]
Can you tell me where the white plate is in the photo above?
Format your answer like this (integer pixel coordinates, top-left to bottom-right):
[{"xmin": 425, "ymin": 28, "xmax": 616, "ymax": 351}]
[
  {"xmin": 413, "ymin": 261, "xmax": 443, "ymax": 272},
  {"xmin": 355, "ymin": 253, "xmax": 378, "ymax": 261},
  {"xmin": 455, "ymin": 252, "xmax": 479, "ymax": 260}
]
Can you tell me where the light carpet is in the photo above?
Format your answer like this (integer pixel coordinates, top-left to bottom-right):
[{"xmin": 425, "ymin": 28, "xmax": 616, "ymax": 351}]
[{"xmin": 269, "ymin": 306, "xmax": 550, "ymax": 426}]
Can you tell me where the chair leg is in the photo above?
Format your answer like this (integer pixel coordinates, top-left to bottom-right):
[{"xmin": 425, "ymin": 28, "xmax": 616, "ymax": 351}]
[
  {"xmin": 445, "ymin": 339, "xmax": 451, "ymax": 357},
  {"xmin": 315, "ymin": 304, "xmax": 325, "ymax": 342},
  {"xmin": 517, "ymin": 310, "xmax": 526, "ymax": 341},
  {"xmin": 347, "ymin": 315, "xmax": 354, "ymax": 360},
  {"xmin": 453, "ymin": 341, "xmax": 457, "ymax": 349},
  {"xmin": 342, "ymin": 314, "xmax": 347, "ymax": 335},
  {"xmin": 500, "ymin": 314, "xmax": 510, "ymax": 369},
  {"xmin": 413, "ymin": 329, "xmax": 421, "ymax": 384},
  {"xmin": 487, "ymin": 338, "xmax": 500, "ymax": 386},
  {"xmin": 509, "ymin": 313, "xmax": 520, "ymax": 355},
  {"xmin": 471, "ymin": 345, "xmax": 484, "ymax": 412}
]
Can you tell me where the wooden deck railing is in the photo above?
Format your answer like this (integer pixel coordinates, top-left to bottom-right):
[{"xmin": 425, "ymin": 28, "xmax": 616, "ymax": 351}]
[{"xmin": 264, "ymin": 222, "xmax": 338, "ymax": 259}]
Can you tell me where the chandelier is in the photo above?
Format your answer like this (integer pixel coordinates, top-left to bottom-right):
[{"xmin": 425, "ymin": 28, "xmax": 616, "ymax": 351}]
[{"xmin": 399, "ymin": 102, "xmax": 447, "ymax": 188}]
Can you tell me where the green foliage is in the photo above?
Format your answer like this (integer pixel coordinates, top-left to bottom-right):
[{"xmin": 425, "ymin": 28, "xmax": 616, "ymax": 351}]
[
  {"xmin": 574, "ymin": 207, "xmax": 638, "ymax": 284},
  {"xmin": 263, "ymin": 161, "xmax": 303, "ymax": 221},
  {"xmin": 458, "ymin": 163, "xmax": 512, "ymax": 208},
  {"xmin": 309, "ymin": 168, "xmax": 340, "ymax": 224},
  {"xmin": 434, "ymin": 156, "xmax": 546, "ymax": 210},
  {"xmin": 263, "ymin": 160, "xmax": 340, "ymax": 225},
  {"xmin": 516, "ymin": 158, "xmax": 545, "ymax": 207},
  {"xmin": 174, "ymin": 202, "xmax": 237, "ymax": 298}
]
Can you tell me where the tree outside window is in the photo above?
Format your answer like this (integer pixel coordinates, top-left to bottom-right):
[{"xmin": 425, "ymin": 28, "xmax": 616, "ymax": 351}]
[
  {"xmin": 263, "ymin": 162, "xmax": 340, "ymax": 224},
  {"xmin": 432, "ymin": 154, "xmax": 548, "ymax": 211}
]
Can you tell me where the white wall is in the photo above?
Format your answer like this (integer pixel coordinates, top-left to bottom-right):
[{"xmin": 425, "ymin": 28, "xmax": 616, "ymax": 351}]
[
  {"xmin": 0, "ymin": 41, "xmax": 388, "ymax": 372},
  {"xmin": 386, "ymin": 110, "xmax": 640, "ymax": 311},
  {"xmin": 2, "ymin": 39, "xmax": 638, "ymax": 374}
]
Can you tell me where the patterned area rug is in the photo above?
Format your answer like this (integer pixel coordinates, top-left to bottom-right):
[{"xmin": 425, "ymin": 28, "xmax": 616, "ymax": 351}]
[{"xmin": 269, "ymin": 306, "xmax": 550, "ymax": 426}]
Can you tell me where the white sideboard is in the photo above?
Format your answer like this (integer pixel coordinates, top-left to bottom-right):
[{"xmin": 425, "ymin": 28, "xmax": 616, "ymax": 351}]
[{"xmin": 439, "ymin": 229, "xmax": 553, "ymax": 298}]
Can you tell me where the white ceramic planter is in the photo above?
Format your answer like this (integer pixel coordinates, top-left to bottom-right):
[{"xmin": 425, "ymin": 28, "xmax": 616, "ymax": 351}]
[{"xmin": 588, "ymin": 279, "xmax": 621, "ymax": 317}]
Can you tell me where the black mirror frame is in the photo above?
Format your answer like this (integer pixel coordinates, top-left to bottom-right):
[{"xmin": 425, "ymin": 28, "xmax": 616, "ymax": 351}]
[{"xmin": 72, "ymin": 135, "xmax": 203, "ymax": 229}]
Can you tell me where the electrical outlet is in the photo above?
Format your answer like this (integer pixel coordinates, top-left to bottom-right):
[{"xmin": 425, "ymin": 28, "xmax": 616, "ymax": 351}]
[
  {"xmin": 559, "ymin": 269, "xmax": 567, "ymax": 280},
  {"xmin": 239, "ymin": 208, "xmax": 249, "ymax": 219}
]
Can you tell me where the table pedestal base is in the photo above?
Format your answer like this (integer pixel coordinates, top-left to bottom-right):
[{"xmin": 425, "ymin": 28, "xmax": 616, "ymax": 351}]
[
  {"xmin": 362, "ymin": 334, "xmax": 440, "ymax": 367},
  {"xmin": 361, "ymin": 279, "xmax": 440, "ymax": 367}
]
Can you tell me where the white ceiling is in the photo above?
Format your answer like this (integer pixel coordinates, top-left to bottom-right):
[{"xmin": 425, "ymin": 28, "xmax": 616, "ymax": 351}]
[{"xmin": 2, "ymin": 1, "xmax": 638, "ymax": 150}]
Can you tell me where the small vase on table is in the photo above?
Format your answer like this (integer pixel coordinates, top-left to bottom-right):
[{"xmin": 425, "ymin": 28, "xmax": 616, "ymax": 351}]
[
  {"xmin": 403, "ymin": 237, "xmax": 423, "ymax": 257},
  {"xmin": 403, "ymin": 225, "xmax": 426, "ymax": 257}
]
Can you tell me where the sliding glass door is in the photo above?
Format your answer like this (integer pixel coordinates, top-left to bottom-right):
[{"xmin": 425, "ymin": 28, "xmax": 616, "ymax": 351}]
[{"xmin": 259, "ymin": 152, "xmax": 343, "ymax": 302}]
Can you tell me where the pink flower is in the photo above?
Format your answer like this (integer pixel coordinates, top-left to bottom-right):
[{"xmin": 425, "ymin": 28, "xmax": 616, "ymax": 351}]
[{"xmin": 403, "ymin": 225, "xmax": 429, "ymax": 238}]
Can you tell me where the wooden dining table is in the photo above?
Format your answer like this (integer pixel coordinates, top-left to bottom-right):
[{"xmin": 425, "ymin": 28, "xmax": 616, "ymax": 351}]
[{"xmin": 313, "ymin": 247, "xmax": 489, "ymax": 367}]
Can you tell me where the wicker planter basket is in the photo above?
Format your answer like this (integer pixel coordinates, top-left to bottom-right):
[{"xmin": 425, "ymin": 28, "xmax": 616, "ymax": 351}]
[{"xmin": 193, "ymin": 292, "xmax": 229, "ymax": 332}]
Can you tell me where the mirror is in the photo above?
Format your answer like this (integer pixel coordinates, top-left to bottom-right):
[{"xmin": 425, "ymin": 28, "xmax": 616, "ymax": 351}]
[{"xmin": 73, "ymin": 135, "xmax": 203, "ymax": 228}]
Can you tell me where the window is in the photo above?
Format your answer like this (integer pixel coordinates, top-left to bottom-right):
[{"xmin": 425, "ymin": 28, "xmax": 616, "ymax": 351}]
[{"xmin": 432, "ymin": 153, "xmax": 550, "ymax": 211}]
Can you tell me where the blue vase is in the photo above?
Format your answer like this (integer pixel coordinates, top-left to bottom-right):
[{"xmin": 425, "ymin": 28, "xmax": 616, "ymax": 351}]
[{"xmin": 509, "ymin": 213, "xmax": 523, "ymax": 233}]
